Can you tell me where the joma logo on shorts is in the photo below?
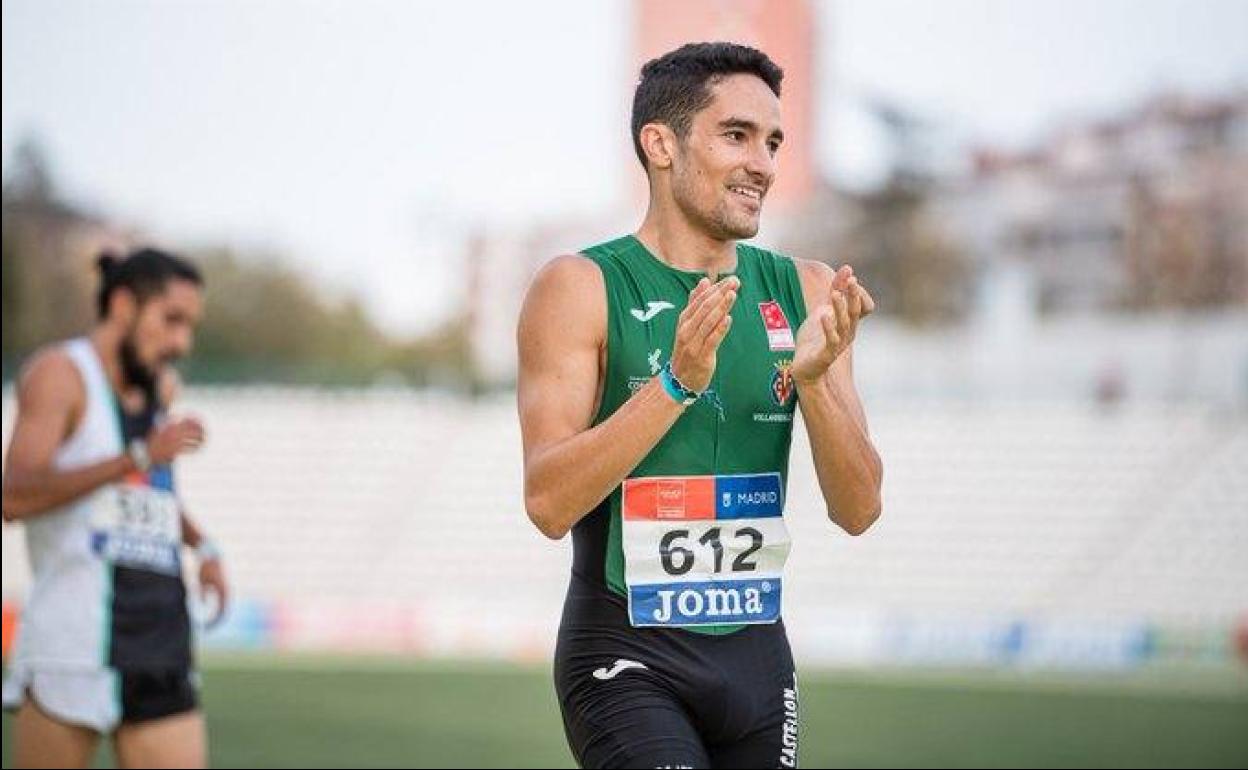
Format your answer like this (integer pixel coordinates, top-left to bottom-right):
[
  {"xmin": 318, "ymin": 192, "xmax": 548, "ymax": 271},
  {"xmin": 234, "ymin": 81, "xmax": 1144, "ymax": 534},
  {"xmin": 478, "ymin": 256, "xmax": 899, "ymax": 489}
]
[{"xmin": 653, "ymin": 584, "xmax": 766, "ymax": 622}]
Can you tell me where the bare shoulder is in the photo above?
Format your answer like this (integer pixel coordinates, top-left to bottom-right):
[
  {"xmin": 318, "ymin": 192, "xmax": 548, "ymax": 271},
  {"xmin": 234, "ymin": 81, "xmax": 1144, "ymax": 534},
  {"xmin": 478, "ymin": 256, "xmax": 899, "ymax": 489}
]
[
  {"xmin": 14, "ymin": 344, "xmax": 85, "ymax": 429},
  {"xmin": 518, "ymin": 254, "xmax": 606, "ymax": 344},
  {"xmin": 18, "ymin": 346, "xmax": 82, "ymax": 401},
  {"xmin": 793, "ymin": 257, "xmax": 835, "ymax": 309},
  {"xmin": 525, "ymin": 253, "xmax": 604, "ymax": 301}
]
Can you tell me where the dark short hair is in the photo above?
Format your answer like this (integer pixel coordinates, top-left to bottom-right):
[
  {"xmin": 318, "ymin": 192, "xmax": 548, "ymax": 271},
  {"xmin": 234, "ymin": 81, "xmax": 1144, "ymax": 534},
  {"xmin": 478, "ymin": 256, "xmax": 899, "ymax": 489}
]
[
  {"xmin": 631, "ymin": 41, "xmax": 784, "ymax": 170},
  {"xmin": 96, "ymin": 247, "xmax": 203, "ymax": 320}
]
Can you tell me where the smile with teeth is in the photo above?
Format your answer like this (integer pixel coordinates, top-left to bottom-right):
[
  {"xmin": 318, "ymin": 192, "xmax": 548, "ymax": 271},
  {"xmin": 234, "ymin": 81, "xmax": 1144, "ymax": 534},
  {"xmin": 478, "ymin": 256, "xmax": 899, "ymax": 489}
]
[{"xmin": 729, "ymin": 185, "xmax": 763, "ymax": 201}]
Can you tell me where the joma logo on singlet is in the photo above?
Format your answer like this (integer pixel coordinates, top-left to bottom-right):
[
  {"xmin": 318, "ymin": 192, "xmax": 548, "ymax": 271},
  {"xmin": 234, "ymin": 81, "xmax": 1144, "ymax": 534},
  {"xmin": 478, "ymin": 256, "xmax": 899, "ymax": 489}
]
[
  {"xmin": 653, "ymin": 584, "xmax": 767, "ymax": 622},
  {"xmin": 630, "ymin": 301, "xmax": 675, "ymax": 322}
]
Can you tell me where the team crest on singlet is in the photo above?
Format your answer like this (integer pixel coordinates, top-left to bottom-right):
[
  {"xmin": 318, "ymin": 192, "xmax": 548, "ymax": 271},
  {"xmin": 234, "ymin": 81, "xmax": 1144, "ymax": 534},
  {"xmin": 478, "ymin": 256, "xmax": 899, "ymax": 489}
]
[{"xmin": 770, "ymin": 359, "xmax": 795, "ymax": 407}]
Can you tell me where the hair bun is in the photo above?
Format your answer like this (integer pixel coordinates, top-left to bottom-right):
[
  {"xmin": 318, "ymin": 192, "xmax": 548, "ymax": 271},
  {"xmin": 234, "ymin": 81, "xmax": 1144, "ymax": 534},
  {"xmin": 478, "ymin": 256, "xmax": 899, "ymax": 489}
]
[{"xmin": 96, "ymin": 251, "xmax": 119, "ymax": 275}]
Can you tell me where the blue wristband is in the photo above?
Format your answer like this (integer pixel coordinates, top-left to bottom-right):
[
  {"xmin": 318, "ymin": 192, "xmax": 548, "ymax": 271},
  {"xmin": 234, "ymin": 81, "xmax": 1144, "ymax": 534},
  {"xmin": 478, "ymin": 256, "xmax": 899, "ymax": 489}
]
[{"xmin": 660, "ymin": 362, "xmax": 699, "ymax": 406}]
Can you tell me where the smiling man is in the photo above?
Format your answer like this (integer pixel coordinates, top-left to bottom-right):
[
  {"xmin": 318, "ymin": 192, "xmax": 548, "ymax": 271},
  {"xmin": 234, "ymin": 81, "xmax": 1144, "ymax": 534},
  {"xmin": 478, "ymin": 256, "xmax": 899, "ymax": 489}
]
[{"xmin": 517, "ymin": 42, "xmax": 883, "ymax": 768}]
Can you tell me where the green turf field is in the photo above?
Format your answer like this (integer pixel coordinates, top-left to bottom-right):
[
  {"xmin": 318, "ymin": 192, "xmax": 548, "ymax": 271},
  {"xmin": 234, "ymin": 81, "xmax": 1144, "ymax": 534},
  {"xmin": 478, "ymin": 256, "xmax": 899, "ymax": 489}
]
[{"xmin": 4, "ymin": 656, "xmax": 1247, "ymax": 768}]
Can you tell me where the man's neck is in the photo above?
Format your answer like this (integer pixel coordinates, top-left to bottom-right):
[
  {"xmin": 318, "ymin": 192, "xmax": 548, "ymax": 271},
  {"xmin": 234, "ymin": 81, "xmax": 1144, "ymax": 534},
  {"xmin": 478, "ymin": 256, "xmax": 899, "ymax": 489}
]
[{"xmin": 635, "ymin": 204, "xmax": 737, "ymax": 278}]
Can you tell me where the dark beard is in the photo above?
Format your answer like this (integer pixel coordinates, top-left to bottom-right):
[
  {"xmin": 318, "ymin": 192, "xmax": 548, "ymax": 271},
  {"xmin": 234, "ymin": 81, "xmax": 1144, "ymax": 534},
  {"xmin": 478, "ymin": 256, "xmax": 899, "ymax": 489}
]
[
  {"xmin": 670, "ymin": 159, "xmax": 759, "ymax": 241},
  {"xmin": 120, "ymin": 334, "xmax": 158, "ymax": 405}
]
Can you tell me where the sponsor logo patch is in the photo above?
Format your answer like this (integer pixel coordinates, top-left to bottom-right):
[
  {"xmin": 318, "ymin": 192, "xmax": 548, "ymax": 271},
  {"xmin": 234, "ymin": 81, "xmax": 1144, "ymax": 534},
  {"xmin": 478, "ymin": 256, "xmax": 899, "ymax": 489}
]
[{"xmin": 758, "ymin": 300, "xmax": 795, "ymax": 350}]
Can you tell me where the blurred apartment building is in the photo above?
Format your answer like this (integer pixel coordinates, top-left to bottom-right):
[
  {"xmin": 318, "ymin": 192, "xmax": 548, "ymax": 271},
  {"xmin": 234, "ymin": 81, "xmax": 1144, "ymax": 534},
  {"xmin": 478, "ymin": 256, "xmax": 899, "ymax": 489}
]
[
  {"xmin": 936, "ymin": 91, "xmax": 1248, "ymax": 314},
  {"xmin": 466, "ymin": 1, "xmax": 1247, "ymax": 391},
  {"xmin": 2, "ymin": 141, "xmax": 135, "ymax": 360}
]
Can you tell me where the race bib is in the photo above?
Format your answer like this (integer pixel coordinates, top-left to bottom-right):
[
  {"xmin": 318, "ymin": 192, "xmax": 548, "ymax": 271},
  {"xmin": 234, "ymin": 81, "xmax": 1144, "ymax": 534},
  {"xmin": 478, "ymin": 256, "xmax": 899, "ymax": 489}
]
[
  {"xmin": 622, "ymin": 472, "xmax": 791, "ymax": 627},
  {"xmin": 90, "ymin": 474, "xmax": 181, "ymax": 575}
]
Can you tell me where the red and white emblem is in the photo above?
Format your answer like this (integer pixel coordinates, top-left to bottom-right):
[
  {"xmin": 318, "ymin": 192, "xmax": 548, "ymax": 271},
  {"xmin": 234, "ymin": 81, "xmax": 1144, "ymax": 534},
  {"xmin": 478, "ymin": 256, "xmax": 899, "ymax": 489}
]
[{"xmin": 758, "ymin": 300, "xmax": 795, "ymax": 351}]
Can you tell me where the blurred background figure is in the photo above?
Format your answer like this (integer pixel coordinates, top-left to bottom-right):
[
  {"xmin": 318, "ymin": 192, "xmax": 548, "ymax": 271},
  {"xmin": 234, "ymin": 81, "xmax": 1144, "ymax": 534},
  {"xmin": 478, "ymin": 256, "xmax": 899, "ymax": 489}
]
[
  {"xmin": 3, "ymin": 0, "xmax": 1247, "ymax": 767},
  {"xmin": 2, "ymin": 249, "xmax": 219, "ymax": 768}
]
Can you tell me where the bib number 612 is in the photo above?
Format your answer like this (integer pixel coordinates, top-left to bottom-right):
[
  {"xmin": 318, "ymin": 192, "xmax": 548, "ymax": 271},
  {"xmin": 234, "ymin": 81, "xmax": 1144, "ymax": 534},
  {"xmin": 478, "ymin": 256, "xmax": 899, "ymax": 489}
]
[{"xmin": 658, "ymin": 527, "xmax": 763, "ymax": 576}]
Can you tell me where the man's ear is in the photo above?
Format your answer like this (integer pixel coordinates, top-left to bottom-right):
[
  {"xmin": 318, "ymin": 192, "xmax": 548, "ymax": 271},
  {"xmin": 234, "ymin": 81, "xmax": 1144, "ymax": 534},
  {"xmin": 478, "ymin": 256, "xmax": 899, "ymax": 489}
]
[
  {"xmin": 640, "ymin": 123, "xmax": 678, "ymax": 170},
  {"xmin": 111, "ymin": 287, "xmax": 139, "ymax": 325}
]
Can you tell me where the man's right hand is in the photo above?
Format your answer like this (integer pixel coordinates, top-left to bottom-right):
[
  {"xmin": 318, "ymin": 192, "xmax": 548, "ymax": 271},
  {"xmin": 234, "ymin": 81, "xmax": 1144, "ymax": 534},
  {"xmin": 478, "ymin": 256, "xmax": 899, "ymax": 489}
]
[
  {"xmin": 669, "ymin": 275, "xmax": 740, "ymax": 393},
  {"xmin": 147, "ymin": 417, "xmax": 206, "ymax": 465}
]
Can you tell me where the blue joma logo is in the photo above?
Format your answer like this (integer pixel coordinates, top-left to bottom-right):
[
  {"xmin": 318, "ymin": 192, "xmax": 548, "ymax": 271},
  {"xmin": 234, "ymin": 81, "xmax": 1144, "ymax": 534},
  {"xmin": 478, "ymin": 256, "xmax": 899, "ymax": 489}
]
[{"xmin": 653, "ymin": 583, "xmax": 769, "ymax": 622}]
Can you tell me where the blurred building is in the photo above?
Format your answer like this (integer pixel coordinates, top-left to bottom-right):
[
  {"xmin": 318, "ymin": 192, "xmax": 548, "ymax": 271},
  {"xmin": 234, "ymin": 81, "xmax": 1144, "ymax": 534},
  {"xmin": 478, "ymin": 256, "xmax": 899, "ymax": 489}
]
[
  {"xmin": 937, "ymin": 91, "xmax": 1248, "ymax": 315},
  {"xmin": 2, "ymin": 141, "xmax": 135, "ymax": 366},
  {"xmin": 631, "ymin": 0, "xmax": 818, "ymax": 214},
  {"xmin": 467, "ymin": 10, "xmax": 1248, "ymax": 395}
]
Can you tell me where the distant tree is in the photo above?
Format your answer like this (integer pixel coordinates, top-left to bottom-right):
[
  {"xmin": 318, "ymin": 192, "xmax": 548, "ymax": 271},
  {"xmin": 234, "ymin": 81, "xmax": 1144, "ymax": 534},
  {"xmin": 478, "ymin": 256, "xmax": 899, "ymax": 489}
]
[{"xmin": 2, "ymin": 138, "xmax": 476, "ymax": 387}]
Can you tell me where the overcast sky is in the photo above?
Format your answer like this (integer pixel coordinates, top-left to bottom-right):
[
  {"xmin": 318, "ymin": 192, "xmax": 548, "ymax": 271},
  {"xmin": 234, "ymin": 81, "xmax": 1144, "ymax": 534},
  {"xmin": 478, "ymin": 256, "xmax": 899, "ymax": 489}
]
[{"xmin": 4, "ymin": 0, "xmax": 1246, "ymax": 333}]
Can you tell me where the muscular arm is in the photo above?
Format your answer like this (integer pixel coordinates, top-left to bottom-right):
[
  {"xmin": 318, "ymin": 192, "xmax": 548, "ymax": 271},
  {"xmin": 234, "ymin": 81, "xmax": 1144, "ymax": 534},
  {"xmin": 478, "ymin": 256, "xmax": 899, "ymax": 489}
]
[
  {"xmin": 158, "ymin": 368, "xmax": 204, "ymax": 550},
  {"xmin": 157, "ymin": 367, "xmax": 229, "ymax": 621},
  {"xmin": 1, "ymin": 350, "xmax": 137, "ymax": 522},
  {"xmin": 517, "ymin": 255, "xmax": 687, "ymax": 539},
  {"xmin": 793, "ymin": 259, "xmax": 884, "ymax": 535},
  {"xmin": 518, "ymin": 254, "xmax": 738, "ymax": 539}
]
